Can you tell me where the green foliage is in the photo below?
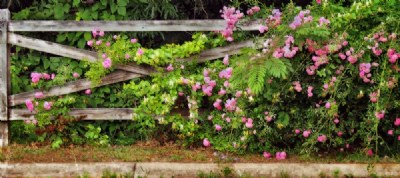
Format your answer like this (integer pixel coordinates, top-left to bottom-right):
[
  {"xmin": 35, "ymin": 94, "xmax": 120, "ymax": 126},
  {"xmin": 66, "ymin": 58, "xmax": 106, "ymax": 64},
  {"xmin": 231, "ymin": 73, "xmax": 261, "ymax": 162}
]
[{"xmin": 10, "ymin": 0, "xmax": 400, "ymax": 160}]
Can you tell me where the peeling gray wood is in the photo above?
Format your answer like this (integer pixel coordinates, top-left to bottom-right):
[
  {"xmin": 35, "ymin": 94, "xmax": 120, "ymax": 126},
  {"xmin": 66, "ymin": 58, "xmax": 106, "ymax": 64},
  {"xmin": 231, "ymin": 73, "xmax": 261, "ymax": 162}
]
[
  {"xmin": 10, "ymin": 108, "xmax": 134, "ymax": 121},
  {"xmin": 176, "ymin": 40, "xmax": 255, "ymax": 63},
  {"xmin": 8, "ymin": 20, "xmax": 261, "ymax": 32},
  {"xmin": 10, "ymin": 70, "xmax": 143, "ymax": 106},
  {"xmin": 0, "ymin": 9, "xmax": 10, "ymax": 147},
  {"xmin": 8, "ymin": 33, "xmax": 152, "ymax": 75}
]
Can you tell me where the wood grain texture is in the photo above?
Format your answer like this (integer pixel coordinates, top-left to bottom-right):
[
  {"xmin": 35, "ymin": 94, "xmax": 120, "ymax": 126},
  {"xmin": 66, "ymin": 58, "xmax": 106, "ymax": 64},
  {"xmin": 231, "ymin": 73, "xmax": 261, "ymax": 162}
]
[
  {"xmin": 10, "ymin": 70, "xmax": 143, "ymax": 106},
  {"xmin": 176, "ymin": 40, "xmax": 255, "ymax": 63},
  {"xmin": 8, "ymin": 20, "xmax": 261, "ymax": 32},
  {"xmin": 8, "ymin": 33, "xmax": 152, "ymax": 75},
  {"xmin": 11, "ymin": 108, "xmax": 134, "ymax": 120},
  {"xmin": 0, "ymin": 9, "xmax": 10, "ymax": 146}
]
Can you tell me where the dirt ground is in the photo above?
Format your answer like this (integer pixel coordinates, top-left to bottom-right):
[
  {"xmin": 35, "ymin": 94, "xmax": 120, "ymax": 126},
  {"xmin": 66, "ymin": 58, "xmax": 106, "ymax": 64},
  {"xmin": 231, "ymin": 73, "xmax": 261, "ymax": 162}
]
[{"xmin": 0, "ymin": 141, "xmax": 398, "ymax": 164}]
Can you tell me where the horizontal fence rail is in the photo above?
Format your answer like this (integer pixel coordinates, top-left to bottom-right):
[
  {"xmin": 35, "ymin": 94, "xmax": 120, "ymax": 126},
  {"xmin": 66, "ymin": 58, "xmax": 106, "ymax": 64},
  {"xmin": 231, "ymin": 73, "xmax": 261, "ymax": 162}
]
[
  {"xmin": 8, "ymin": 20, "xmax": 262, "ymax": 32},
  {"xmin": 11, "ymin": 108, "xmax": 134, "ymax": 121},
  {"xmin": 8, "ymin": 33, "xmax": 154, "ymax": 75},
  {"xmin": 10, "ymin": 70, "xmax": 143, "ymax": 106}
]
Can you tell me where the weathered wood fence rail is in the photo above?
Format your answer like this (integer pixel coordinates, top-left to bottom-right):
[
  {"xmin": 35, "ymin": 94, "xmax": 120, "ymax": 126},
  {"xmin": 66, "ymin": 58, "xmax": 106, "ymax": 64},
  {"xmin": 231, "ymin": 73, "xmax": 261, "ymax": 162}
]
[{"xmin": 0, "ymin": 9, "xmax": 259, "ymax": 146}]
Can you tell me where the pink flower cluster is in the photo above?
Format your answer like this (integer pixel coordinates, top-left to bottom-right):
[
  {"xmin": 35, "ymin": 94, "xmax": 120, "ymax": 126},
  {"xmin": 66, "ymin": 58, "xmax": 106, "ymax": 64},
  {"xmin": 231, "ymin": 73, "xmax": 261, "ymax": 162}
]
[
  {"xmin": 317, "ymin": 134, "xmax": 327, "ymax": 142},
  {"xmin": 220, "ymin": 6, "xmax": 244, "ymax": 41},
  {"xmin": 387, "ymin": 48, "xmax": 399, "ymax": 64},
  {"xmin": 223, "ymin": 55, "xmax": 229, "ymax": 65},
  {"xmin": 264, "ymin": 111, "xmax": 274, "ymax": 122},
  {"xmin": 292, "ymin": 81, "xmax": 302, "ymax": 92},
  {"xmin": 368, "ymin": 32, "xmax": 389, "ymax": 56},
  {"xmin": 289, "ymin": 10, "xmax": 313, "ymax": 30},
  {"xmin": 245, "ymin": 118, "xmax": 253, "ymax": 128},
  {"xmin": 34, "ymin": 92, "xmax": 44, "ymax": 99},
  {"xmin": 318, "ymin": 17, "xmax": 330, "ymax": 26},
  {"xmin": 303, "ymin": 130, "xmax": 312, "ymax": 138},
  {"xmin": 30, "ymin": 72, "xmax": 55, "ymax": 84},
  {"xmin": 92, "ymin": 27, "xmax": 105, "ymax": 38},
  {"xmin": 369, "ymin": 91, "xmax": 379, "ymax": 103},
  {"xmin": 263, "ymin": 151, "xmax": 286, "ymax": 160},
  {"xmin": 25, "ymin": 99, "xmax": 53, "ymax": 112},
  {"xmin": 375, "ymin": 111, "xmax": 385, "ymax": 120},
  {"xmin": 275, "ymin": 152, "xmax": 287, "ymax": 160},
  {"xmin": 273, "ymin": 36, "xmax": 299, "ymax": 59},
  {"xmin": 359, "ymin": 63, "xmax": 372, "ymax": 83},
  {"xmin": 225, "ymin": 98, "xmax": 237, "ymax": 112},
  {"xmin": 25, "ymin": 99, "xmax": 35, "ymax": 112},
  {"xmin": 394, "ymin": 118, "xmax": 400, "ymax": 127},
  {"xmin": 218, "ymin": 67, "xmax": 233, "ymax": 79},
  {"xmin": 307, "ymin": 86, "xmax": 314, "ymax": 97},
  {"xmin": 213, "ymin": 99, "xmax": 222, "ymax": 110},
  {"xmin": 87, "ymin": 28, "xmax": 105, "ymax": 47},
  {"xmin": 259, "ymin": 9, "xmax": 282, "ymax": 33},
  {"xmin": 203, "ymin": 138, "xmax": 211, "ymax": 147},
  {"xmin": 166, "ymin": 64, "xmax": 174, "ymax": 71},
  {"xmin": 102, "ymin": 58, "xmax": 112, "ymax": 69},
  {"xmin": 246, "ymin": 6, "xmax": 260, "ymax": 16},
  {"xmin": 306, "ymin": 39, "xmax": 347, "ymax": 75}
]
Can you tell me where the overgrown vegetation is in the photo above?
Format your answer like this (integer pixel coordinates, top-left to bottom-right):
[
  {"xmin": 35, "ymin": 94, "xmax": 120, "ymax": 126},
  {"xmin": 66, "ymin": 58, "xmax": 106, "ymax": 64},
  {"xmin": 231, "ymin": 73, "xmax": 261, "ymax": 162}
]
[{"xmin": 10, "ymin": 0, "xmax": 400, "ymax": 162}]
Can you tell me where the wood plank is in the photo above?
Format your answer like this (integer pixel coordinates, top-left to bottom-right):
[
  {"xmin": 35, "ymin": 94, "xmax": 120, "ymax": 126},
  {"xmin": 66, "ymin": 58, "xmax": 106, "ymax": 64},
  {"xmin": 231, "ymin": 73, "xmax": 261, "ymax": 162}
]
[
  {"xmin": 8, "ymin": 20, "xmax": 261, "ymax": 32},
  {"xmin": 10, "ymin": 108, "xmax": 134, "ymax": 121},
  {"xmin": 176, "ymin": 40, "xmax": 255, "ymax": 63},
  {"xmin": 8, "ymin": 33, "xmax": 152, "ymax": 75},
  {"xmin": 10, "ymin": 70, "xmax": 143, "ymax": 106},
  {"xmin": 0, "ymin": 9, "xmax": 10, "ymax": 147}
]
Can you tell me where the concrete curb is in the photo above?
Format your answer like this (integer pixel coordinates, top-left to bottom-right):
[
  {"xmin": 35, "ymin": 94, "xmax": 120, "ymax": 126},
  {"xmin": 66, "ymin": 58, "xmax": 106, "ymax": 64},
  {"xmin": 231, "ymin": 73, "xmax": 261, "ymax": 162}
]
[{"xmin": 0, "ymin": 162, "xmax": 399, "ymax": 177}]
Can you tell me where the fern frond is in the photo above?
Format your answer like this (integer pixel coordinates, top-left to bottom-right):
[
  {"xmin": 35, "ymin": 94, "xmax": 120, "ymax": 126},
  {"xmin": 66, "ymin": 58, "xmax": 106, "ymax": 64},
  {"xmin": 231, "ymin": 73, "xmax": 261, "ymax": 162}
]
[{"xmin": 265, "ymin": 58, "xmax": 289, "ymax": 79}]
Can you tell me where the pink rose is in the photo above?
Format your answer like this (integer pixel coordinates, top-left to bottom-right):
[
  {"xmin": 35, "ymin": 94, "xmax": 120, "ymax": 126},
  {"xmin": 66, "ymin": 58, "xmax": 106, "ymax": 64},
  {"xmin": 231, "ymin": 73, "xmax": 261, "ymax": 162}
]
[
  {"xmin": 166, "ymin": 64, "xmax": 174, "ymax": 72},
  {"xmin": 25, "ymin": 99, "xmax": 34, "ymax": 112},
  {"xmin": 215, "ymin": 124, "xmax": 222, "ymax": 131},
  {"xmin": 43, "ymin": 101, "xmax": 53, "ymax": 110},
  {"xmin": 73, "ymin": 72, "xmax": 80, "ymax": 78},
  {"xmin": 203, "ymin": 138, "xmax": 211, "ymax": 147},
  {"xmin": 34, "ymin": 92, "xmax": 45, "ymax": 99},
  {"xmin": 103, "ymin": 58, "xmax": 112, "ymax": 69},
  {"xmin": 85, "ymin": 89, "xmax": 91, "ymax": 95},
  {"xmin": 317, "ymin": 135, "xmax": 327, "ymax": 143},
  {"xmin": 263, "ymin": 151, "xmax": 272, "ymax": 159}
]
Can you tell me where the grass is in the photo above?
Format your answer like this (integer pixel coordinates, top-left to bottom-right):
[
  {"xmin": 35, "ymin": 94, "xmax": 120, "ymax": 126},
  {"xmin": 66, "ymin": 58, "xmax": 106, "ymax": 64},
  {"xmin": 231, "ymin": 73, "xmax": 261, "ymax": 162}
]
[{"xmin": 0, "ymin": 141, "xmax": 399, "ymax": 163}]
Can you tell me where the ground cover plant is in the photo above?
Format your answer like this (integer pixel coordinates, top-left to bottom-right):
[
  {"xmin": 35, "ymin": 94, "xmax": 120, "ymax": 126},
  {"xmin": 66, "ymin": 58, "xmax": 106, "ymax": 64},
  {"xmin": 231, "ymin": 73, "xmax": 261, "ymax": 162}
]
[{"xmin": 10, "ymin": 0, "xmax": 400, "ymax": 161}]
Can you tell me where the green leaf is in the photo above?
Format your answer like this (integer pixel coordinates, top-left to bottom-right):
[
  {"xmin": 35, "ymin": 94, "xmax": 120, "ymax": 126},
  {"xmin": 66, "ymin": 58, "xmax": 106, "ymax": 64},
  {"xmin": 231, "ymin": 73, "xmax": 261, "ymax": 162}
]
[
  {"xmin": 84, "ymin": 32, "xmax": 92, "ymax": 41},
  {"xmin": 117, "ymin": 6, "xmax": 126, "ymax": 16},
  {"xmin": 276, "ymin": 112, "xmax": 290, "ymax": 128},
  {"xmin": 265, "ymin": 58, "xmax": 289, "ymax": 79},
  {"xmin": 117, "ymin": 0, "xmax": 128, "ymax": 6},
  {"xmin": 54, "ymin": 4, "xmax": 65, "ymax": 20},
  {"xmin": 110, "ymin": 3, "xmax": 118, "ymax": 13},
  {"xmin": 100, "ymin": 0, "xmax": 108, "ymax": 6},
  {"xmin": 56, "ymin": 34, "xmax": 67, "ymax": 43},
  {"xmin": 73, "ymin": 0, "xmax": 80, "ymax": 7}
]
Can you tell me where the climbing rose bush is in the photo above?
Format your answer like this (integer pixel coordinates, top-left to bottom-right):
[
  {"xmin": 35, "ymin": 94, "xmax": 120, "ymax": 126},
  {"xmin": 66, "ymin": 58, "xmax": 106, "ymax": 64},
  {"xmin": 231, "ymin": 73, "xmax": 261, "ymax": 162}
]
[{"xmin": 22, "ymin": 1, "xmax": 399, "ymax": 159}]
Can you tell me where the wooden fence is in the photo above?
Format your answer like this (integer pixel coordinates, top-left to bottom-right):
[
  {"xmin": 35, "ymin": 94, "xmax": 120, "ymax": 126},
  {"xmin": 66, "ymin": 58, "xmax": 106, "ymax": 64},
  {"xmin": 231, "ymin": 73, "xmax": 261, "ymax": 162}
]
[{"xmin": 0, "ymin": 9, "xmax": 260, "ymax": 146}]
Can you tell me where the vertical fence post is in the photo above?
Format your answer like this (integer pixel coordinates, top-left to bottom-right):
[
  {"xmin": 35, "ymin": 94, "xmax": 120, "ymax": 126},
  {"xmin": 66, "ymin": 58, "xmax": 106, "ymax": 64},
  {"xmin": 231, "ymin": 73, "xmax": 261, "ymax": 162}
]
[{"xmin": 0, "ymin": 9, "xmax": 10, "ymax": 147}]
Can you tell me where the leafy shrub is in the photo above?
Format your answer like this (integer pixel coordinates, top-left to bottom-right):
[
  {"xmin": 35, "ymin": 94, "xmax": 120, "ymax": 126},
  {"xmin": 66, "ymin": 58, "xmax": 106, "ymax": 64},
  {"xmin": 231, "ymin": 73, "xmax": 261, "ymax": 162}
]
[{"xmin": 13, "ymin": 0, "xmax": 400, "ymax": 160}]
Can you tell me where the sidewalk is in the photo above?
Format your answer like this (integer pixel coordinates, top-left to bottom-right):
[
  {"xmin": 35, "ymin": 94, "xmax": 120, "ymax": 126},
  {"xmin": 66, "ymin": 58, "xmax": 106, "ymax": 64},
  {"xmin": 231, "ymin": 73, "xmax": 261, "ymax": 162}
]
[{"xmin": 0, "ymin": 162, "xmax": 399, "ymax": 177}]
